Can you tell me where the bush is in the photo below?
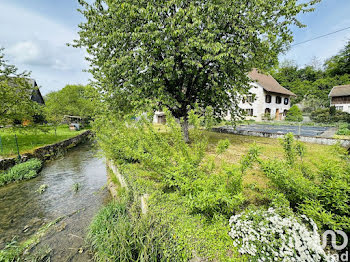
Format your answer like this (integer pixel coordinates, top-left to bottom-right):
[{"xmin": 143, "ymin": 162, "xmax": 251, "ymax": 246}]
[
  {"xmin": 285, "ymin": 105, "xmax": 303, "ymax": 122},
  {"xmin": 94, "ymin": 109, "xmax": 254, "ymax": 218},
  {"xmin": 229, "ymin": 208, "xmax": 333, "ymax": 261},
  {"xmin": 311, "ymin": 108, "xmax": 350, "ymax": 123},
  {"xmin": 336, "ymin": 122, "xmax": 350, "ymax": 135},
  {"xmin": 261, "ymin": 134, "xmax": 350, "ymax": 236},
  {"xmin": 0, "ymin": 158, "xmax": 42, "ymax": 186}
]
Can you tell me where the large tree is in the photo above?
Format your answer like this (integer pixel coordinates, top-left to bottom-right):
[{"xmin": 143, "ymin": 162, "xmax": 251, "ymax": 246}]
[
  {"xmin": 0, "ymin": 48, "xmax": 39, "ymax": 125},
  {"xmin": 75, "ymin": 0, "xmax": 318, "ymax": 141}
]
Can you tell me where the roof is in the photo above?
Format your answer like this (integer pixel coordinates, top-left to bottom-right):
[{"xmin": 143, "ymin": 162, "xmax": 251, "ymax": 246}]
[
  {"xmin": 329, "ymin": 84, "xmax": 350, "ymax": 97},
  {"xmin": 248, "ymin": 69, "xmax": 296, "ymax": 97}
]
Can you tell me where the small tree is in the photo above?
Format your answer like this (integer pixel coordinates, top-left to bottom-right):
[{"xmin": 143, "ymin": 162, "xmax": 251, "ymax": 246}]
[
  {"xmin": 44, "ymin": 92, "xmax": 63, "ymax": 136},
  {"xmin": 285, "ymin": 105, "xmax": 303, "ymax": 122}
]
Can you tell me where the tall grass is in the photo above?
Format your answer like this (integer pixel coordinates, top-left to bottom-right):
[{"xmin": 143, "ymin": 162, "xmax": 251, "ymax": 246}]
[
  {"xmin": 88, "ymin": 201, "xmax": 181, "ymax": 262},
  {"xmin": 0, "ymin": 158, "xmax": 42, "ymax": 186}
]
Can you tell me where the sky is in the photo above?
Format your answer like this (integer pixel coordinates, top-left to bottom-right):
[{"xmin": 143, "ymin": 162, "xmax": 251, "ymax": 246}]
[{"xmin": 0, "ymin": 0, "xmax": 350, "ymax": 95}]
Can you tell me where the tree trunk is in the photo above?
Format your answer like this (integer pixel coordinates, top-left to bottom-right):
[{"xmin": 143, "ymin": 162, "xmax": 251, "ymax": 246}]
[{"xmin": 181, "ymin": 117, "xmax": 189, "ymax": 143}]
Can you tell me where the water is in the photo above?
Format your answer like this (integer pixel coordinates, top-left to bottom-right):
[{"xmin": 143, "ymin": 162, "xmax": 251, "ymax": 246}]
[{"xmin": 0, "ymin": 143, "xmax": 110, "ymax": 261}]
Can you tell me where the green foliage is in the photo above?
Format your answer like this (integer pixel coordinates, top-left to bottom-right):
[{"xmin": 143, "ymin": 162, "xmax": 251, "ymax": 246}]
[
  {"xmin": 272, "ymin": 52, "xmax": 350, "ymax": 108},
  {"xmin": 216, "ymin": 139, "xmax": 230, "ymax": 155},
  {"xmin": 88, "ymin": 200, "xmax": 181, "ymax": 262},
  {"xmin": 0, "ymin": 159, "xmax": 42, "ymax": 186},
  {"xmin": 95, "ymin": 111, "xmax": 253, "ymax": 218},
  {"xmin": 261, "ymin": 134, "xmax": 350, "ymax": 235},
  {"xmin": 336, "ymin": 122, "xmax": 350, "ymax": 135},
  {"xmin": 325, "ymin": 39, "xmax": 350, "ymax": 76},
  {"xmin": 0, "ymin": 48, "xmax": 40, "ymax": 125},
  {"xmin": 280, "ymin": 133, "xmax": 296, "ymax": 165},
  {"xmin": 310, "ymin": 108, "xmax": 350, "ymax": 123},
  {"xmin": 44, "ymin": 84, "xmax": 99, "ymax": 124},
  {"xmin": 285, "ymin": 105, "xmax": 303, "ymax": 122},
  {"xmin": 75, "ymin": 0, "xmax": 318, "ymax": 131}
]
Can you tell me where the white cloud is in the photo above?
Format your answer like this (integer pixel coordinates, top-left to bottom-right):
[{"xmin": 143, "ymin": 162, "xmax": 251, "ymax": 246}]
[{"xmin": 0, "ymin": 2, "xmax": 90, "ymax": 93}]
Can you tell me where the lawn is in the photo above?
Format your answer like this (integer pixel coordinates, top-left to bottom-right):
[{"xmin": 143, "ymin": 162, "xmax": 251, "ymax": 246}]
[{"xmin": 0, "ymin": 125, "xmax": 85, "ymax": 158}]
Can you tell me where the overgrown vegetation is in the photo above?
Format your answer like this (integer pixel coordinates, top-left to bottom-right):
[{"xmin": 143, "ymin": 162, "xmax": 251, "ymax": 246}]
[
  {"xmin": 261, "ymin": 135, "xmax": 350, "ymax": 236},
  {"xmin": 92, "ymin": 109, "xmax": 348, "ymax": 261},
  {"xmin": 0, "ymin": 158, "xmax": 42, "ymax": 186}
]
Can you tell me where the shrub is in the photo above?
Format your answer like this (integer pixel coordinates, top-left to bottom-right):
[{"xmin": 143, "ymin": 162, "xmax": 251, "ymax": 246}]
[
  {"xmin": 285, "ymin": 105, "xmax": 303, "ymax": 122},
  {"xmin": 261, "ymin": 133, "xmax": 350, "ymax": 235},
  {"xmin": 94, "ymin": 109, "xmax": 254, "ymax": 218},
  {"xmin": 311, "ymin": 108, "xmax": 350, "ymax": 123},
  {"xmin": 0, "ymin": 158, "xmax": 42, "ymax": 186},
  {"xmin": 229, "ymin": 208, "xmax": 334, "ymax": 261},
  {"xmin": 336, "ymin": 122, "xmax": 350, "ymax": 135}
]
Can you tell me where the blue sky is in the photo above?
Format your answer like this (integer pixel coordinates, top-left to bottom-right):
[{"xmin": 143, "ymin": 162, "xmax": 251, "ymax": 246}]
[{"xmin": 1, "ymin": 0, "xmax": 350, "ymax": 94}]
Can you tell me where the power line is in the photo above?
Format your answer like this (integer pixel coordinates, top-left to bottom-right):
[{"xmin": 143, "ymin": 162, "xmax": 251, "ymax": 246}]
[{"xmin": 291, "ymin": 26, "xmax": 350, "ymax": 47}]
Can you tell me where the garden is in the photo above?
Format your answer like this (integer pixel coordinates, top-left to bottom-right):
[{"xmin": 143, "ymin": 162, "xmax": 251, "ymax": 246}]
[{"xmin": 88, "ymin": 110, "xmax": 349, "ymax": 261}]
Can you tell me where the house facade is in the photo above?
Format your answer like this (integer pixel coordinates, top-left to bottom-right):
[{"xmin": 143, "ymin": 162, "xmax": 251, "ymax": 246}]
[
  {"xmin": 227, "ymin": 69, "xmax": 296, "ymax": 121},
  {"xmin": 328, "ymin": 84, "xmax": 350, "ymax": 113},
  {"xmin": 153, "ymin": 69, "xmax": 296, "ymax": 124}
]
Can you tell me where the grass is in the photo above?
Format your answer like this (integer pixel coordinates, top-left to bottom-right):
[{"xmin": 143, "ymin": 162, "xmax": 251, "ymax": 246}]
[
  {"xmin": 0, "ymin": 125, "xmax": 85, "ymax": 158},
  {"xmin": 100, "ymin": 129, "xmax": 338, "ymax": 261},
  {"xmin": 0, "ymin": 158, "xmax": 42, "ymax": 186},
  {"xmin": 204, "ymin": 131, "xmax": 339, "ymax": 205}
]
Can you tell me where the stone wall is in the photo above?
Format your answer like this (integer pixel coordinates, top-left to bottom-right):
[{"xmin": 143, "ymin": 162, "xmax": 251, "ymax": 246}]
[
  {"xmin": 212, "ymin": 127, "xmax": 350, "ymax": 148},
  {"xmin": 0, "ymin": 130, "xmax": 93, "ymax": 171},
  {"xmin": 107, "ymin": 160, "xmax": 149, "ymax": 214}
]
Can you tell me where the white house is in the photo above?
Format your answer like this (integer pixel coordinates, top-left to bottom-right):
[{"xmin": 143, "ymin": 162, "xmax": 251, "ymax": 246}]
[
  {"xmin": 153, "ymin": 69, "xmax": 296, "ymax": 123},
  {"xmin": 233, "ymin": 69, "xmax": 297, "ymax": 121},
  {"xmin": 328, "ymin": 84, "xmax": 350, "ymax": 113}
]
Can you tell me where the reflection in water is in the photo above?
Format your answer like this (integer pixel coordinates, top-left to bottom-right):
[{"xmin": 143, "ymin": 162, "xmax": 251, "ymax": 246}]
[{"xmin": 0, "ymin": 143, "xmax": 110, "ymax": 261}]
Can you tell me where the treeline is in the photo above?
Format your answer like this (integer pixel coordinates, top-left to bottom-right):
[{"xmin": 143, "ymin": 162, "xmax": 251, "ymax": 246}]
[{"xmin": 271, "ymin": 40, "xmax": 350, "ymax": 112}]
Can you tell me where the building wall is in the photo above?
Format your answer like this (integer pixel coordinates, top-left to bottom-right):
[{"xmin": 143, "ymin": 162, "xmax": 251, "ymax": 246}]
[
  {"xmin": 330, "ymin": 96, "xmax": 350, "ymax": 113},
  {"xmin": 225, "ymin": 82, "xmax": 292, "ymax": 121}
]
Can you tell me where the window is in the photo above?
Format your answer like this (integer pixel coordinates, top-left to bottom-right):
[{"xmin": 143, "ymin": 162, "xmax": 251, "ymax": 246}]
[
  {"xmin": 336, "ymin": 106, "xmax": 344, "ymax": 111},
  {"xmin": 243, "ymin": 95, "xmax": 254, "ymax": 104},
  {"xmin": 276, "ymin": 96, "xmax": 281, "ymax": 104},
  {"xmin": 245, "ymin": 109, "xmax": 254, "ymax": 116},
  {"xmin": 284, "ymin": 97, "xmax": 289, "ymax": 105},
  {"xmin": 265, "ymin": 108, "xmax": 271, "ymax": 114},
  {"xmin": 265, "ymin": 95, "xmax": 271, "ymax": 103}
]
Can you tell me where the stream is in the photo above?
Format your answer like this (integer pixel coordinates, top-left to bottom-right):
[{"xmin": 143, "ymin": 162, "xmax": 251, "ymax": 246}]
[{"xmin": 0, "ymin": 143, "xmax": 111, "ymax": 261}]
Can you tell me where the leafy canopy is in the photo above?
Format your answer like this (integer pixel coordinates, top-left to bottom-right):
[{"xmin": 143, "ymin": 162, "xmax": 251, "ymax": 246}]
[
  {"xmin": 74, "ymin": 0, "xmax": 319, "ymax": 122},
  {"xmin": 44, "ymin": 84, "xmax": 99, "ymax": 122}
]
